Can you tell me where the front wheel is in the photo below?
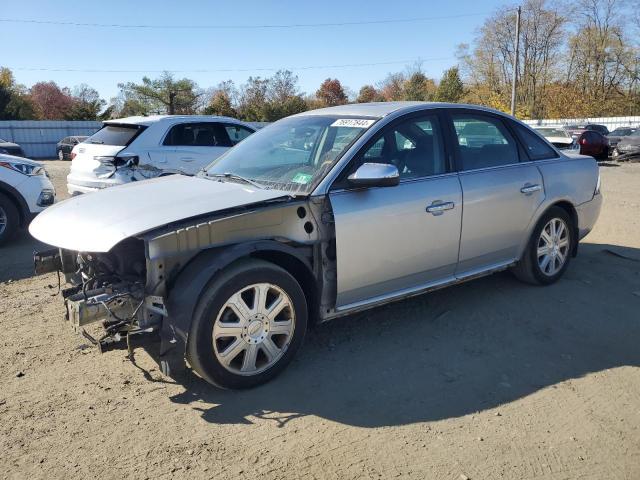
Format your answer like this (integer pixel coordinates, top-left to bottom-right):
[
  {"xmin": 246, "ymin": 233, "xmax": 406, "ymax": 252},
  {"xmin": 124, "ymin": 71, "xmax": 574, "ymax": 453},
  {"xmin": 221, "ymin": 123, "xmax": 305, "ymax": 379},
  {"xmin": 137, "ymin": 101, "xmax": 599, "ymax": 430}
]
[
  {"xmin": 187, "ymin": 258, "xmax": 308, "ymax": 389},
  {"xmin": 57, "ymin": 149, "xmax": 64, "ymax": 161},
  {"xmin": 513, "ymin": 207, "xmax": 574, "ymax": 285},
  {"xmin": 0, "ymin": 193, "xmax": 19, "ymax": 246}
]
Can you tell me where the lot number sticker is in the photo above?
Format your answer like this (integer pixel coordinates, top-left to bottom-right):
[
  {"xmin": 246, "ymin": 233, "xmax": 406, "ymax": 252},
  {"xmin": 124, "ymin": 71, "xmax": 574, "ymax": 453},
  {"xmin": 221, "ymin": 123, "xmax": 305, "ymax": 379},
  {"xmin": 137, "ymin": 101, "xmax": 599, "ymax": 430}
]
[{"xmin": 330, "ymin": 118, "xmax": 376, "ymax": 128}]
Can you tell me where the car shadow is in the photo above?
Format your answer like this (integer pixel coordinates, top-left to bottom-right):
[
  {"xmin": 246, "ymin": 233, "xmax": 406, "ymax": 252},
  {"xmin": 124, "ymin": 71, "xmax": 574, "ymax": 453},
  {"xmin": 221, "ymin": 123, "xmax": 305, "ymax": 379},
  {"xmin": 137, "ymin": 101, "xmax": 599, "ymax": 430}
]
[
  {"xmin": 0, "ymin": 230, "xmax": 51, "ymax": 283},
  {"xmin": 165, "ymin": 243, "xmax": 640, "ymax": 428}
]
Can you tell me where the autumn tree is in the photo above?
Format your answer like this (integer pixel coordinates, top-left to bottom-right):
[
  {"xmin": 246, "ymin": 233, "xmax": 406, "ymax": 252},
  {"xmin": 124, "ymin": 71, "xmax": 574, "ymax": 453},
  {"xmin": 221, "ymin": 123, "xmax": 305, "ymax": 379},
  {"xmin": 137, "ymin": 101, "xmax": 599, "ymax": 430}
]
[
  {"xmin": 566, "ymin": 0, "xmax": 637, "ymax": 115},
  {"xmin": 378, "ymin": 72, "xmax": 406, "ymax": 101},
  {"xmin": 436, "ymin": 67, "xmax": 465, "ymax": 102},
  {"xmin": 316, "ymin": 78, "xmax": 347, "ymax": 106},
  {"xmin": 118, "ymin": 72, "xmax": 202, "ymax": 115},
  {"xmin": 356, "ymin": 85, "xmax": 380, "ymax": 103},
  {"xmin": 458, "ymin": 0, "xmax": 567, "ymax": 117},
  {"xmin": 402, "ymin": 72, "xmax": 437, "ymax": 101},
  {"xmin": 67, "ymin": 84, "xmax": 105, "ymax": 120},
  {"xmin": 0, "ymin": 67, "xmax": 36, "ymax": 120},
  {"xmin": 29, "ymin": 81, "xmax": 75, "ymax": 119}
]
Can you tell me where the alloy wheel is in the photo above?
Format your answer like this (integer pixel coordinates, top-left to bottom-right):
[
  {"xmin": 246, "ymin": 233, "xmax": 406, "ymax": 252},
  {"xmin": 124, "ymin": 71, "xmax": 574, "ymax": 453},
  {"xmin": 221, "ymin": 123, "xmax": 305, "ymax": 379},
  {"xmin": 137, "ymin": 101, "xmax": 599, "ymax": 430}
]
[
  {"xmin": 212, "ymin": 283, "xmax": 295, "ymax": 376},
  {"xmin": 537, "ymin": 218, "xmax": 570, "ymax": 276}
]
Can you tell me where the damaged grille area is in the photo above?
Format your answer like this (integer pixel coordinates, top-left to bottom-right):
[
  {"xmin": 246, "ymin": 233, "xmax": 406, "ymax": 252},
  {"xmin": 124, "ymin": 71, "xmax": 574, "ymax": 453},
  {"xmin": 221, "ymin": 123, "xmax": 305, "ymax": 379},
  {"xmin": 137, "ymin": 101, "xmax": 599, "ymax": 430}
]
[{"xmin": 36, "ymin": 239, "xmax": 154, "ymax": 352}]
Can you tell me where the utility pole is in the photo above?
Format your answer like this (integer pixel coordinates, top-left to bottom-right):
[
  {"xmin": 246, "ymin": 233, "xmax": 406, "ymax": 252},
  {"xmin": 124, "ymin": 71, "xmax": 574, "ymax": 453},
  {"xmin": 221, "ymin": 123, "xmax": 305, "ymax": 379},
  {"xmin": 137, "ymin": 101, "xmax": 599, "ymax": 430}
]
[{"xmin": 510, "ymin": 6, "xmax": 521, "ymax": 117}]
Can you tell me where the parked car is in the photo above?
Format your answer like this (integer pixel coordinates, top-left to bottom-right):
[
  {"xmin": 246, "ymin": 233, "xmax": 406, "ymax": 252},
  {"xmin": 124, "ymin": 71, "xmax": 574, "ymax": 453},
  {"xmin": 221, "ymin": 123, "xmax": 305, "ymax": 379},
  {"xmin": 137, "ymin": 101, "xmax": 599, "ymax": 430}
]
[
  {"xmin": 565, "ymin": 123, "xmax": 610, "ymax": 139},
  {"xmin": 30, "ymin": 102, "xmax": 601, "ymax": 389},
  {"xmin": 533, "ymin": 126, "xmax": 577, "ymax": 150},
  {"xmin": 66, "ymin": 115, "xmax": 256, "ymax": 195},
  {"xmin": 607, "ymin": 127, "xmax": 638, "ymax": 157},
  {"xmin": 578, "ymin": 130, "xmax": 609, "ymax": 160},
  {"xmin": 56, "ymin": 136, "xmax": 88, "ymax": 160},
  {"xmin": 615, "ymin": 130, "xmax": 640, "ymax": 158},
  {"xmin": 0, "ymin": 138, "xmax": 25, "ymax": 157},
  {"xmin": 0, "ymin": 153, "xmax": 55, "ymax": 245}
]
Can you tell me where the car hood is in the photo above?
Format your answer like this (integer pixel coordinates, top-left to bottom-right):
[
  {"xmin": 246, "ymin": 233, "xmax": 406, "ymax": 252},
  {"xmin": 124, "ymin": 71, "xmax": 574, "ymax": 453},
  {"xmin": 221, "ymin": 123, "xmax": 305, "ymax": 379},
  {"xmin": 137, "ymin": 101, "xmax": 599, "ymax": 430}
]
[
  {"xmin": 0, "ymin": 141, "xmax": 21, "ymax": 148},
  {"xmin": 618, "ymin": 136, "xmax": 640, "ymax": 147},
  {"xmin": 0, "ymin": 153, "xmax": 40, "ymax": 165},
  {"xmin": 29, "ymin": 175, "xmax": 291, "ymax": 252}
]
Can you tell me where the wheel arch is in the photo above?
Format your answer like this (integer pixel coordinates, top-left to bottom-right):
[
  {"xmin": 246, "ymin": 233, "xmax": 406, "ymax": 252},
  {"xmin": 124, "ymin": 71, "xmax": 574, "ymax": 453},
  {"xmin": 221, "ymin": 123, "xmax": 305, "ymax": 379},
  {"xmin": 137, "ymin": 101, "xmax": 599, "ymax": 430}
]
[
  {"xmin": 519, "ymin": 199, "xmax": 580, "ymax": 261},
  {"xmin": 161, "ymin": 240, "xmax": 317, "ymax": 371},
  {"xmin": 0, "ymin": 180, "xmax": 30, "ymax": 227}
]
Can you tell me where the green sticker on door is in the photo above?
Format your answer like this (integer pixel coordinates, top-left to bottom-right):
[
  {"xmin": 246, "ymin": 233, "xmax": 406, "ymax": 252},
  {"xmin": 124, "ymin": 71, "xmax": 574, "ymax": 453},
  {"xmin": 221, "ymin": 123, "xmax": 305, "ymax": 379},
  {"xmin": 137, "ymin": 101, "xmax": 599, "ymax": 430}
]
[{"xmin": 291, "ymin": 172, "xmax": 313, "ymax": 184}]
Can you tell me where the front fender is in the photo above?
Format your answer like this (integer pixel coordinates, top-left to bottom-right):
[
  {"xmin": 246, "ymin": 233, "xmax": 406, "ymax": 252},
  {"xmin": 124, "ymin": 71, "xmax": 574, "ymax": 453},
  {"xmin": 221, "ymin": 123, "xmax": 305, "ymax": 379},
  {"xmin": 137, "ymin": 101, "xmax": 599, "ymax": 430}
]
[{"xmin": 158, "ymin": 240, "xmax": 313, "ymax": 375}]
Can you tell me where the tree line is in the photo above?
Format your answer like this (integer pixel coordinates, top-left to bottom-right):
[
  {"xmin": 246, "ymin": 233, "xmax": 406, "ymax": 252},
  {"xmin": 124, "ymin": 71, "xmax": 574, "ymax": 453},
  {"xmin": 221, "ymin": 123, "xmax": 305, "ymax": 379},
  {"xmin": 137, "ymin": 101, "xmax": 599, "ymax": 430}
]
[{"xmin": 1, "ymin": 0, "xmax": 638, "ymax": 122}]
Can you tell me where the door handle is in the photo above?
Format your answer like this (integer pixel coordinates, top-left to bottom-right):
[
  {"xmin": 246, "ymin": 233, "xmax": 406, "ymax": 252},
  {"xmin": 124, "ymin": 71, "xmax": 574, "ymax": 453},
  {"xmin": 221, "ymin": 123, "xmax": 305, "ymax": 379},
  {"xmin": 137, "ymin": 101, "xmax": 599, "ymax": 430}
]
[
  {"xmin": 426, "ymin": 201, "xmax": 455, "ymax": 215},
  {"xmin": 520, "ymin": 184, "xmax": 542, "ymax": 194},
  {"xmin": 180, "ymin": 157, "xmax": 196, "ymax": 162}
]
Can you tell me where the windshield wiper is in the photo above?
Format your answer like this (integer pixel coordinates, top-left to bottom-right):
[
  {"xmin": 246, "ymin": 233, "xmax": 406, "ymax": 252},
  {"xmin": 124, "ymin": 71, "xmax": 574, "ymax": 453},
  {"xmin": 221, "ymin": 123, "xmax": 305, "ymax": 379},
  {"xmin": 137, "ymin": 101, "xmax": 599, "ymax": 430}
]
[
  {"xmin": 89, "ymin": 140, "xmax": 104, "ymax": 144},
  {"xmin": 207, "ymin": 172, "xmax": 264, "ymax": 189}
]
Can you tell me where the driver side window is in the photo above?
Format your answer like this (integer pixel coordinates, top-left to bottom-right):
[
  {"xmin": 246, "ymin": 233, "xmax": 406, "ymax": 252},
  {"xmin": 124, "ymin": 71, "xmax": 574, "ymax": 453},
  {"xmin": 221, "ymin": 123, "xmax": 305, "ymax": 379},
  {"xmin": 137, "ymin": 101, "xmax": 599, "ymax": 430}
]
[{"xmin": 353, "ymin": 114, "xmax": 446, "ymax": 181}]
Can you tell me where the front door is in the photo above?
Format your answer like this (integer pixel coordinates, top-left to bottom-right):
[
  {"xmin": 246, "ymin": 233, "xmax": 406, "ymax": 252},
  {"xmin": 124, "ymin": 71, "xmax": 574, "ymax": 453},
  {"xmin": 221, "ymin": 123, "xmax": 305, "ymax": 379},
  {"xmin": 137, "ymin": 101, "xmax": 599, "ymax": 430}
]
[{"xmin": 329, "ymin": 112, "xmax": 463, "ymax": 309}]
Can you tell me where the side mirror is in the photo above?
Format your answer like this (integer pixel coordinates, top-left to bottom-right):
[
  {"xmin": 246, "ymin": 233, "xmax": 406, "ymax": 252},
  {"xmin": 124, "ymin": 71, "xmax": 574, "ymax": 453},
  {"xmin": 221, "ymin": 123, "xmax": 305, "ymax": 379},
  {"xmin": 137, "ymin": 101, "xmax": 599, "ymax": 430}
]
[{"xmin": 347, "ymin": 163, "xmax": 400, "ymax": 188}]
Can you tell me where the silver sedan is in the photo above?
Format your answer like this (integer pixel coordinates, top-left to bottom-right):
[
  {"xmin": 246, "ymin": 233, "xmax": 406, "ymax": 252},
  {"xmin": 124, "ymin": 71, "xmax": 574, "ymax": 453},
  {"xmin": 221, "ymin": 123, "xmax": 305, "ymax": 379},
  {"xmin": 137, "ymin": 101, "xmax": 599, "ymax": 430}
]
[{"xmin": 31, "ymin": 102, "xmax": 602, "ymax": 389}]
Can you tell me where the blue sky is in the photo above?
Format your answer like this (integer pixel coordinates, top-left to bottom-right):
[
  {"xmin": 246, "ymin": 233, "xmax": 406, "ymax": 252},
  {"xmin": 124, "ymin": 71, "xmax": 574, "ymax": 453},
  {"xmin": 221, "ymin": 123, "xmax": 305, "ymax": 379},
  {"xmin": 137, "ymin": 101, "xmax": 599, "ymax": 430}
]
[{"xmin": 2, "ymin": 0, "xmax": 505, "ymax": 101}]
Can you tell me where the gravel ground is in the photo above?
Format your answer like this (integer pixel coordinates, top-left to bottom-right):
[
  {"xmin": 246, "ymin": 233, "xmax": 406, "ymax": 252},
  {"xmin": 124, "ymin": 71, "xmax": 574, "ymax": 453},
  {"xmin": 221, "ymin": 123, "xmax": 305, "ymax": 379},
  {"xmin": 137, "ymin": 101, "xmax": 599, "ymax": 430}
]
[{"xmin": 0, "ymin": 160, "xmax": 639, "ymax": 479}]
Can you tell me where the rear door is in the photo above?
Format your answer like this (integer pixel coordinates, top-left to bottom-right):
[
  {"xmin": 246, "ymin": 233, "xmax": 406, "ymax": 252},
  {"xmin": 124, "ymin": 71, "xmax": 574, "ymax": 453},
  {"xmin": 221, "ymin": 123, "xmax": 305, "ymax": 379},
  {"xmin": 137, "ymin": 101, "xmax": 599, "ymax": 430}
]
[
  {"xmin": 163, "ymin": 122, "xmax": 234, "ymax": 174},
  {"xmin": 329, "ymin": 111, "xmax": 462, "ymax": 308},
  {"xmin": 447, "ymin": 111, "xmax": 545, "ymax": 274}
]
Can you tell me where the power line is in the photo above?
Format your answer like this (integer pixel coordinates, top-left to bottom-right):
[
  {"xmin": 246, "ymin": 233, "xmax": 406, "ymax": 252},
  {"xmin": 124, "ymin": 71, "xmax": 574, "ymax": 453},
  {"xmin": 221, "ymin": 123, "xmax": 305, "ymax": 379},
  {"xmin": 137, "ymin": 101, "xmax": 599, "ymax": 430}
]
[
  {"xmin": 0, "ymin": 13, "xmax": 489, "ymax": 30},
  {"xmin": 6, "ymin": 57, "xmax": 456, "ymax": 74}
]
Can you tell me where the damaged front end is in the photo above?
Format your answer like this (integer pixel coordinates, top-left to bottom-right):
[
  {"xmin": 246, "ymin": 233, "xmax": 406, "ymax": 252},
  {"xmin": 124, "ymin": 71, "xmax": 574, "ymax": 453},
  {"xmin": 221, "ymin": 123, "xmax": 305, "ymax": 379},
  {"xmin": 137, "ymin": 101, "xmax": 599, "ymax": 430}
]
[{"xmin": 34, "ymin": 239, "xmax": 162, "ymax": 355}]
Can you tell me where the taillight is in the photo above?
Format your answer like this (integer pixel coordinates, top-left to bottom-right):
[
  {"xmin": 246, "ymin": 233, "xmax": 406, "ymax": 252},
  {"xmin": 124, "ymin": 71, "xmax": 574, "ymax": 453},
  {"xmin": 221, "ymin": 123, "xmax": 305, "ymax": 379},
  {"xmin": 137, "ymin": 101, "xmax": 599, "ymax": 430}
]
[
  {"xmin": 70, "ymin": 152, "xmax": 76, "ymax": 160},
  {"xmin": 580, "ymin": 138, "xmax": 587, "ymax": 145}
]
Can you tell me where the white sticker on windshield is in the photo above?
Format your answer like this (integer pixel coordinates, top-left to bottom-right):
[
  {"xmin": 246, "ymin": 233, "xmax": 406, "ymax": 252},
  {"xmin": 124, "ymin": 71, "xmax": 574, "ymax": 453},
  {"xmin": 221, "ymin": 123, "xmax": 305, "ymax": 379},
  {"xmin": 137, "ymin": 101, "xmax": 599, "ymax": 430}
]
[{"xmin": 330, "ymin": 118, "xmax": 376, "ymax": 128}]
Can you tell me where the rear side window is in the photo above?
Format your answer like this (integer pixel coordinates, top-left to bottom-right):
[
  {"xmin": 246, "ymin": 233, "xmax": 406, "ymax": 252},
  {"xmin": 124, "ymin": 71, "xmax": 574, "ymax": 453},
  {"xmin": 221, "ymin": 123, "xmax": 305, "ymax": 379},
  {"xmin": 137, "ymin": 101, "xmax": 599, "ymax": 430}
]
[
  {"xmin": 224, "ymin": 124, "xmax": 254, "ymax": 145},
  {"xmin": 452, "ymin": 114, "xmax": 519, "ymax": 170},
  {"xmin": 513, "ymin": 123, "xmax": 558, "ymax": 160},
  {"xmin": 87, "ymin": 125, "xmax": 143, "ymax": 146},
  {"xmin": 164, "ymin": 122, "xmax": 233, "ymax": 147}
]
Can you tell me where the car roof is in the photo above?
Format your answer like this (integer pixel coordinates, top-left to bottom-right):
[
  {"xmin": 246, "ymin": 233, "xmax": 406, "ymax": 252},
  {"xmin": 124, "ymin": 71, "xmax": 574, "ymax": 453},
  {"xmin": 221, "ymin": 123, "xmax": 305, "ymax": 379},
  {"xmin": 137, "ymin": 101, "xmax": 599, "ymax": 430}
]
[
  {"xmin": 104, "ymin": 115, "xmax": 250, "ymax": 127},
  {"xmin": 293, "ymin": 101, "xmax": 510, "ymax": 119}
]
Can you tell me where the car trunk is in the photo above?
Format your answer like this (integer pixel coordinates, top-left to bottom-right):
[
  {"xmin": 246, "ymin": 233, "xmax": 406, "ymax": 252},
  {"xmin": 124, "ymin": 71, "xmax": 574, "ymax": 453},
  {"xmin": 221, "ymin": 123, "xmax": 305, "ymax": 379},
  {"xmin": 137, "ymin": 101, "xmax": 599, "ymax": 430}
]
[{"xmin": 68, "ymin": 124, "xmax": 145, "ymax": 186}]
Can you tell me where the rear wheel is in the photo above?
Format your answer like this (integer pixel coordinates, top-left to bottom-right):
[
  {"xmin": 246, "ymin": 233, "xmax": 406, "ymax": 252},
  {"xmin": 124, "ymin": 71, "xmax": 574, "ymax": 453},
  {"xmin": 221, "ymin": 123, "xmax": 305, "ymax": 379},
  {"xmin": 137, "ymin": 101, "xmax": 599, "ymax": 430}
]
[
  {"xmin": 187, "ymin": 258, "xmax": 308, "ymax": 389},
  {"xmin": 513, "ymin": 207, "xmax": 574, "ymax": 285},
  {"xmin": 0, "ymin": 193, "xmax": 19, "ymax": 246}
]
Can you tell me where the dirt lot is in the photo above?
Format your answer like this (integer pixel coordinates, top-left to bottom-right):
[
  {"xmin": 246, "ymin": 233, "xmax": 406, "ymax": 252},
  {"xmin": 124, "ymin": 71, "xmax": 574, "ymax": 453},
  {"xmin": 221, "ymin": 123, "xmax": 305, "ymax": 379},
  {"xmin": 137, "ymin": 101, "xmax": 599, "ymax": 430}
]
[{"xmin": 1, "ymin": 160, "xmax": 639, "ymax": 479}]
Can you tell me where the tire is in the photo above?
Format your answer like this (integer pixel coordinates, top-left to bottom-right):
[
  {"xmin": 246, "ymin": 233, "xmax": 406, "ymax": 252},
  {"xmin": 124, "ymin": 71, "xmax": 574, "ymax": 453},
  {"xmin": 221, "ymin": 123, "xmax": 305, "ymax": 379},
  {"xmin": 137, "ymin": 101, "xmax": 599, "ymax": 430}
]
[
  {"xmin": 512, "ymin": 206, "xmax": 575, "ymax": 285},
  {"xmin": 187, "ymin": 258, "xmax": 308, "ymax": 389},
  {"xmin": 58, "ymin": 149, "xmax": 64, "ymax": 161},
  {"xmin": 0, "ymin": 192, "xmax": 20, "ymax": 246}
]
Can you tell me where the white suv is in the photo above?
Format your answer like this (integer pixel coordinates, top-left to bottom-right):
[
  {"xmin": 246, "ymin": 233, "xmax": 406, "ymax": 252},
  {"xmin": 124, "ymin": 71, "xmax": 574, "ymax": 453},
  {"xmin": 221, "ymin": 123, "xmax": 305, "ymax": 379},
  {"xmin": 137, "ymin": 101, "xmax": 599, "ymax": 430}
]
[
  {"xmin": 67, "ymin": 115, "xmax": 256, "ymax": 195},
  {"xmin": 0, "ymin": 154, "xmax": 55, "ymax": 245}
]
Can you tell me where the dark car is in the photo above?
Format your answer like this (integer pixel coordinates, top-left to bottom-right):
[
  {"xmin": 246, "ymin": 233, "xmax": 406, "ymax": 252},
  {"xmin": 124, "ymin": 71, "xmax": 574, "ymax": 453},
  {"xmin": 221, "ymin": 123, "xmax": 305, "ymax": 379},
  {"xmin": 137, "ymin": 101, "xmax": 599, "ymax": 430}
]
[
  {"xmin": 565, "ymin": 124, "xmax": 610, "ymax": 139},
  {"xmin": 615, "ymin": 131, "xmax": 640, "ymax": 159},
  {"xmin": 607, "ymin": 127, "xmax": 638, "ymax": 157},
  {"xmin": 0, "ymin": 138, "xmax": 25, "ymax": 157},
  {"xmin": 578, "ymin": 130, "xmax": 609, "ymax": 160},
  {"xmin": 56, "ymin": 136, "xmax": 88, "ymax": 160}
]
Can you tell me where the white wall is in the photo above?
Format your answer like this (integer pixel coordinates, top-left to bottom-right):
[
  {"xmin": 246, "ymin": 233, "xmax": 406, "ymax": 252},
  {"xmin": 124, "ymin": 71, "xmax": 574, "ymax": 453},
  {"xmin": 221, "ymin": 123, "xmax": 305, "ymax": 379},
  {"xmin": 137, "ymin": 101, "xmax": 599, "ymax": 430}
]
[{"xmin": 523, "ymin": 116, "xmax": 640, "ymax": 131}]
